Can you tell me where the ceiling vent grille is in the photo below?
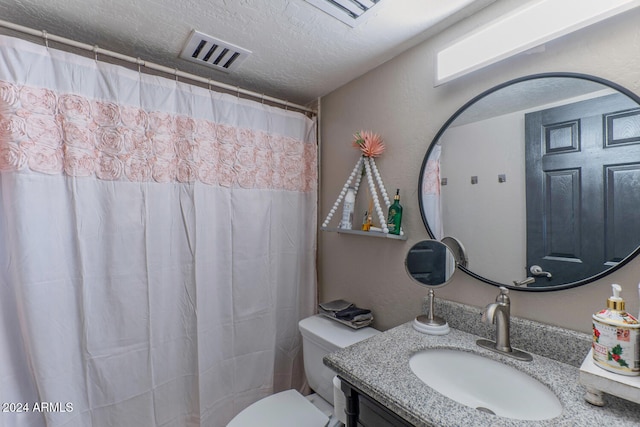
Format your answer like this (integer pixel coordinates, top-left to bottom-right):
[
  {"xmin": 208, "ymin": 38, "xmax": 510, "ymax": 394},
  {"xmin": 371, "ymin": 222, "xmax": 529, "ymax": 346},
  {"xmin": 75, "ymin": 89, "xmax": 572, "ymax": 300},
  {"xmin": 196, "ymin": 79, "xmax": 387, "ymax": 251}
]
[
  {"xmin": 179, "ymin": 30, "xmax": 251, "ymax": 73},
  {"xmin": 304, "ymin": 0, "xmax": 383, "ymax": 27}
]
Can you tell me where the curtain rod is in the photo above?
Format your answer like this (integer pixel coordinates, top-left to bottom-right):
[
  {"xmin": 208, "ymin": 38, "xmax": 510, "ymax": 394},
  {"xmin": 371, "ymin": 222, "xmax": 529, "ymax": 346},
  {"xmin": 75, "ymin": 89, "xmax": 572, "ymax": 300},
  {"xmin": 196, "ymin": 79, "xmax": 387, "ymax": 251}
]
[{"xmin": 0, "ymin": 19, "xmax": 316, "ymax": 115}]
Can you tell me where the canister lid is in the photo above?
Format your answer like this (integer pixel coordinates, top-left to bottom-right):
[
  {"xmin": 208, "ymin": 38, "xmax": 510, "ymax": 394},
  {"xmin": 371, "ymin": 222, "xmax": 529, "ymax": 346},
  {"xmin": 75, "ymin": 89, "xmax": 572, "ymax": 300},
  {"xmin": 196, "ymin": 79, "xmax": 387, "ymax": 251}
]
[{"xmin": 593, "ymin": 308, "xmax": 640, "ymax": 326}]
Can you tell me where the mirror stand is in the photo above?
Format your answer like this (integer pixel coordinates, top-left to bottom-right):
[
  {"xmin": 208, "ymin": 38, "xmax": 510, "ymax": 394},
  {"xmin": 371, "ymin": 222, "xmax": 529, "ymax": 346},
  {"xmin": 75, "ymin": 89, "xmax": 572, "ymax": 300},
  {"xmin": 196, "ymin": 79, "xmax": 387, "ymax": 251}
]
[
  {"xmin": 413, "ymin": 289, "xmax": 450, "ymax": 335},
  {"xmin": 405, "ymin": 240, "xmax": 456, "ymax": 335}
]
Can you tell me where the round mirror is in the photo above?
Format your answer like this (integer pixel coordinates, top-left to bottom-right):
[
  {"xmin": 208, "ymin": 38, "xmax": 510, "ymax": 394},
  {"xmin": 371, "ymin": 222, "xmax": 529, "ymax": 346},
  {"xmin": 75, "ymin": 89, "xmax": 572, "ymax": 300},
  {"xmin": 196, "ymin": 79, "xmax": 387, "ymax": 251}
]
[
  {"xmin": 405, "ymin": 240, "xmax": 457, "ymax": 287},
  {"xmin": 419, "ymin": 73, "xmax": 640, "ymax": 291}
]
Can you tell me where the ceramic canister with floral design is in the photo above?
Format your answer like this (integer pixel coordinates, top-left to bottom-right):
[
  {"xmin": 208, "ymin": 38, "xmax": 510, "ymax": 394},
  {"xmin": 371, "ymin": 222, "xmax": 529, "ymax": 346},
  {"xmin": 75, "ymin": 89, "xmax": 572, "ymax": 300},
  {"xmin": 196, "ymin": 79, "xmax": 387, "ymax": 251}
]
[{"xmin": 592, "ymin": 284, "xmax": 640, "ymax": 376}]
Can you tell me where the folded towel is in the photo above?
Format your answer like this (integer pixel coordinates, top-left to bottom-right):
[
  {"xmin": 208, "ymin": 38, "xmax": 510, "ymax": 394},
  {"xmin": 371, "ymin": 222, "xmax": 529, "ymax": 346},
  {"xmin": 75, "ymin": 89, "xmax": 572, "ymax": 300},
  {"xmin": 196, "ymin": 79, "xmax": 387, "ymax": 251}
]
[
  {"xmin": 335, "ymin": 306, "xmax": 372, "ymax": 321},
  {"xmin": 319, "ymin": 299, "xmax": 353, "ymax": 312},
  {"xmin": 318, "ymin": 299, "xmax": 373, "ymax": 329}
]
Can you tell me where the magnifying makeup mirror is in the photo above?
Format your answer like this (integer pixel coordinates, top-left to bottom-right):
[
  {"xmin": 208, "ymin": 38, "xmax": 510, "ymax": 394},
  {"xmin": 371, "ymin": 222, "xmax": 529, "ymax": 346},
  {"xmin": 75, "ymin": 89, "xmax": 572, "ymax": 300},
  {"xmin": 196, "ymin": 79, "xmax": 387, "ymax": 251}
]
[{"xmin": 405, "ymin": 240, "xmax": 458, "ymax": 335}]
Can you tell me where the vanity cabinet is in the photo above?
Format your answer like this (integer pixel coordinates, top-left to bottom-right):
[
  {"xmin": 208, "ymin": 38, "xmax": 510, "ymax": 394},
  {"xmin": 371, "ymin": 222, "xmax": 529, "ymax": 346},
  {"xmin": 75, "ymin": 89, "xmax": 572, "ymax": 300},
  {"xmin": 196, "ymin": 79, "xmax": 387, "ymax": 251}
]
[
  {"xmin": 326, "ymin": 317, "xmax": 640, "ymax": 427},
  {"xmin": 340, "ymin": 377, "xmax": 414, "ymax": 427}
]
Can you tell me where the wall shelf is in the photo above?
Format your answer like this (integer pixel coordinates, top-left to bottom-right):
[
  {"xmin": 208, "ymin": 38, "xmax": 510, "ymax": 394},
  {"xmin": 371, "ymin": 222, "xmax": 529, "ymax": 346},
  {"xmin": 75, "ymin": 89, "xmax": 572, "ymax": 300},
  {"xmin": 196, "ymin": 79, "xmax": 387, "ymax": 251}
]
[
  {"xmin": 579, "ymin": 348, "xmax": 640, "ymax": 406},
  {"xmin": 320, "ymin": 226, "xmax": 407, "ymax": 241}
]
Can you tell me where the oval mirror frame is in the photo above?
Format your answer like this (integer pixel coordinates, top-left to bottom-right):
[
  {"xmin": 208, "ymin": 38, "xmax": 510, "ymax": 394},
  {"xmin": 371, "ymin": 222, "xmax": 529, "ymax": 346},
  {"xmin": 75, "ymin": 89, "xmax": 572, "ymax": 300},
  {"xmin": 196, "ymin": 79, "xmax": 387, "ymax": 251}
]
[
  {"xmin": 418, "ymin": 72, "xmax": 640, "ymax": 292},
  {"xmin": 405, "ymin": 240, "xmax": 457, "ymax": 288}
]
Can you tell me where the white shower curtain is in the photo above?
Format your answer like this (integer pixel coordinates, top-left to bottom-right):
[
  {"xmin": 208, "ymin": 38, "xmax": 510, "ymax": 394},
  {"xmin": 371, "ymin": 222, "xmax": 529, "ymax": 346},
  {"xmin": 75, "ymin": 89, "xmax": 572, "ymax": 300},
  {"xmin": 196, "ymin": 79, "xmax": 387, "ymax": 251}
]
[{"xmin": 0, "ymin": 35, "xmax": 317, "ymax": 427}]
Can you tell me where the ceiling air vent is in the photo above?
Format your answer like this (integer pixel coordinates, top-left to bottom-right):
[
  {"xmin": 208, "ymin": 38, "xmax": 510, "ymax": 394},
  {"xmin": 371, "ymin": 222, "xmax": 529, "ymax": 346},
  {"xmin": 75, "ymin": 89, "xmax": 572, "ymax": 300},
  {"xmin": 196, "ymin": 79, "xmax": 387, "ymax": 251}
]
[
  {"xmin": 304, "ymin": 0, "xmax": 383, "ymax": 27},
  {"xmin": 179, "ymin": 30, "xmax": 251, "ymax": 73}
]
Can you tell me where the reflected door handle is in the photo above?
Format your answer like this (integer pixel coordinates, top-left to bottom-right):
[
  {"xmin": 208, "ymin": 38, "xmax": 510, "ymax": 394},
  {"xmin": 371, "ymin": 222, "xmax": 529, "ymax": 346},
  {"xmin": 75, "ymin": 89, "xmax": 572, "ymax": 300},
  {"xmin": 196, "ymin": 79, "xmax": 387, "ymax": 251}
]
[{"xmin": 530, "ymin": 265, "xmax": 552, "ymax": 278}]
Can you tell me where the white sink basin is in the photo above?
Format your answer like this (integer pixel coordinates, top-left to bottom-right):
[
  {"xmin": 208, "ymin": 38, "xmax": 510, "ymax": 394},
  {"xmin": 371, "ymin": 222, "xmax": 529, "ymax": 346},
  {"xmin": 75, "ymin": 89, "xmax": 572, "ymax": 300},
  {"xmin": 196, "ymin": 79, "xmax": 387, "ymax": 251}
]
[{"xmin": 409, "ymin": 348, "xmax": 562, "ymax": 420}]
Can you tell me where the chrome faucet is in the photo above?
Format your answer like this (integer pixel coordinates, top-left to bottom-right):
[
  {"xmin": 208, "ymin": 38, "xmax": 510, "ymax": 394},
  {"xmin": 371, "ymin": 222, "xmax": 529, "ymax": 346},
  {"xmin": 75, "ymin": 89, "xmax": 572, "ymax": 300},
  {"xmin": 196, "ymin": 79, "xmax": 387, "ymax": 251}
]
[{"xmin": 476, "ymin": 287, "xmax": 532, "ymax": 361}]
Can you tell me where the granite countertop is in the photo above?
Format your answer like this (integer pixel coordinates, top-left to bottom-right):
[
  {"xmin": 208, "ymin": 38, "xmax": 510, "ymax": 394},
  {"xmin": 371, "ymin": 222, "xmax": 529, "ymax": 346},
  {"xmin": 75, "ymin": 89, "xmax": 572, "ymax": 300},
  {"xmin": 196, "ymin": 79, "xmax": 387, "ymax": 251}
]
[{"xmin": 324, "ymin": 322, "xmax": 640, "ymax": 427}]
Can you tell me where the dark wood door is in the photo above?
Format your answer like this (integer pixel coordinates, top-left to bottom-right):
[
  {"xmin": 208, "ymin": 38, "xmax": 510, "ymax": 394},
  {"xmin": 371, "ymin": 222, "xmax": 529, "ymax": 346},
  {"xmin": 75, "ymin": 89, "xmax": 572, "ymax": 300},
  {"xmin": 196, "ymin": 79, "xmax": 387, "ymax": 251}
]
[{"xmin": 525, "ymin": 93, "xmax": 640, "ymax": 287}]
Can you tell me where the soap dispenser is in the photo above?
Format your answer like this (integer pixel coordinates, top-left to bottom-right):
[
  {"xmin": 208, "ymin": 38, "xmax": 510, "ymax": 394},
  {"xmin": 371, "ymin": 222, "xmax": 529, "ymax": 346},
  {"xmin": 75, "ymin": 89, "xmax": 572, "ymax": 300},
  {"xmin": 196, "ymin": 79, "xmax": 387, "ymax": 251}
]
[{"xmin": 592, "ymin": 284, "xmax": 640, "ymax": 376}]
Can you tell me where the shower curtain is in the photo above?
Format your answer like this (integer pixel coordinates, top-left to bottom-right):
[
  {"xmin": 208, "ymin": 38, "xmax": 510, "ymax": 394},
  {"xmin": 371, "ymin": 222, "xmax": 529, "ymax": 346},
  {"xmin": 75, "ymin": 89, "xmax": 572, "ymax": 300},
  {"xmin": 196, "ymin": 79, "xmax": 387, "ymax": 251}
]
[
  {"xmin": 0, "ymin": 35, "xmax": 317, "ymax": 427},
  {"xmin": 421, "ymin": 144, "xmax": 443, "ymax": 239}
]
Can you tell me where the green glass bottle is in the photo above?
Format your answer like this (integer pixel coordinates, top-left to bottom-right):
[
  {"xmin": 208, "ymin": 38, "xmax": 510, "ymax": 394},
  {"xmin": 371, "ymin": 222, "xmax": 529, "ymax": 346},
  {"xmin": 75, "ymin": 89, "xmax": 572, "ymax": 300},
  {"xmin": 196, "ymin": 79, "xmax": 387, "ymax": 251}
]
[{"xmin": 387, "ymin": 189, "xmax": 403, "ymax": 235}]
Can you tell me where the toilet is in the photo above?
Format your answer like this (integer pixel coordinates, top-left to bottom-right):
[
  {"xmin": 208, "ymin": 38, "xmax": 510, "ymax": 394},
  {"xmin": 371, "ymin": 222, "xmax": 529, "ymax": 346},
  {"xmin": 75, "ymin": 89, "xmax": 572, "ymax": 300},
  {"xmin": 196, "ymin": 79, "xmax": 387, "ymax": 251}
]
[{"xmin": 227, "ymin": 314, "xmax": 379, "ymax": 426}]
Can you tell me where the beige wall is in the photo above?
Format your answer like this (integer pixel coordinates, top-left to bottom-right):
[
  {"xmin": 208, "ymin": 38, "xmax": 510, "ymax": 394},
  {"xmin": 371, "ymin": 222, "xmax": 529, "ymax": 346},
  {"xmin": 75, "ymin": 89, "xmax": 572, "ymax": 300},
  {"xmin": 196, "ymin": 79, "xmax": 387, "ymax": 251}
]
[
  {"xmin": 440, "ymin": 111, "xmax": 527, "ymax": 284},
  {"xmin": 318, "ymin": 0, "xmax": 640, "ymax": 334}
]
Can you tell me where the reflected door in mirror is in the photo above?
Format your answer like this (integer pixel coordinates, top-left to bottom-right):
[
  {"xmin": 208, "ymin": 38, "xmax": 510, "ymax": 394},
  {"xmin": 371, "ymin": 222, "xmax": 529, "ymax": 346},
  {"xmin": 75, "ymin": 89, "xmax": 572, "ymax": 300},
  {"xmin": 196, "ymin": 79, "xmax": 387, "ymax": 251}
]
[
  {"xmin": 405, "ymin": 240, "xmax": 456, "ymax": 287},
  {"xmin": 525, "ymin": 93, "xmax": 640, "ymax": 287}
]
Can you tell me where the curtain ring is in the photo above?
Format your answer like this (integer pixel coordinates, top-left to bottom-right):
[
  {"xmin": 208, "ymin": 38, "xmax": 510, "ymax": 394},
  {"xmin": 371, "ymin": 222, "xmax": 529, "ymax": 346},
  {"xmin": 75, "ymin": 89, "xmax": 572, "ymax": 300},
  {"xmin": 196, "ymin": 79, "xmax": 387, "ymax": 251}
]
[
  {"xmin": 174, "ymin": 68, "xmax": 179, "ymax": 82},
  {"xmin": 92, "ymin": 45, "xmax": 99, "ymax": 61},
  {"xmin": 41, "ymin": 30, "xmax": 49, "ymax": 48},
  {"xmin": 261, "ymin": 93, "xmax": 265, "ymax": 105},
  {"xmin": 236, "ymin": 86, "xmax": 240, "ymax": 99},
  {"xmin": 284, "ymin": 101, "xmax": 289, "ymax": 111},
  {"xmin": 136, "ymin": 57, "xmax": 144, "ymax": 74},
  {"xmin": 207, "ymin": 78, "xmax": 212, "ymax": 91}
]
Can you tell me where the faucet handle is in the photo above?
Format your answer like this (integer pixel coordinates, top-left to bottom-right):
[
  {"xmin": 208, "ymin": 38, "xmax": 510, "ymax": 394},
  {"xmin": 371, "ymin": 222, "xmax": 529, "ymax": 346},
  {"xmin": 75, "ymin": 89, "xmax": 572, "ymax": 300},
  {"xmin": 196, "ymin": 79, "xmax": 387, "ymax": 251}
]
[{"xmin": 496, "ymin": 286, "xmax": 510, "ymax": 304}]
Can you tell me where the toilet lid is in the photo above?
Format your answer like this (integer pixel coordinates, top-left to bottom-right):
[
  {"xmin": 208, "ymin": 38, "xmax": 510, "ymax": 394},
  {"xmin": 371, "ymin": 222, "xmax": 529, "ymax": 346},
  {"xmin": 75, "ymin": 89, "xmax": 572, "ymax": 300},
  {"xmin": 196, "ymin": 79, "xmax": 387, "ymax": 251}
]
[{"xmin": 227, "ymin": 389, "xmax": 329, "ymax": 427}]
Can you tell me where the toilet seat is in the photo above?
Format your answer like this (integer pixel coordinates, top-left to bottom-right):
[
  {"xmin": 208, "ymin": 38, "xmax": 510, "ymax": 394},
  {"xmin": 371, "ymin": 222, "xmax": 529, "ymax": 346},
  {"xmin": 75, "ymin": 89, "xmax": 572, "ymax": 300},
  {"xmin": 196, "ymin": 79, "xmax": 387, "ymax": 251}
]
[{"xmin": 226, "ymin": 389, "xmax": 329, "ymax": 427}]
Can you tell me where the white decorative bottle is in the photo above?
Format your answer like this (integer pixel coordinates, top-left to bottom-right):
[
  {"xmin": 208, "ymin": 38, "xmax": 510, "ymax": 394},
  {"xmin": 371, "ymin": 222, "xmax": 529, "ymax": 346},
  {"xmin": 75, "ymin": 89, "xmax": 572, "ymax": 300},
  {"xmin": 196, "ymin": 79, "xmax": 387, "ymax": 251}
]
[
  {"xmin": 592, "ymin": 284, "xmax": 640, "ymax": 376},
  {"xmin": 339, "ymin": 187, "xmax": 356, "ymax": 230}
]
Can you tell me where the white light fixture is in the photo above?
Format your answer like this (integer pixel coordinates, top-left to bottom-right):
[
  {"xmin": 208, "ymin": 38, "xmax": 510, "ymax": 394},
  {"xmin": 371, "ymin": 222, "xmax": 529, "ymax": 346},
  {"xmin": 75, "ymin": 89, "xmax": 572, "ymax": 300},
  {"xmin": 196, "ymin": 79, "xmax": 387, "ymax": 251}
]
[
  {"xmin": 436, "ymin": 0, "xmax": 640, "ymax": 85},
  {"xmin": 304, "ymin": 0, "xmax": 383, "ymax": 27}
]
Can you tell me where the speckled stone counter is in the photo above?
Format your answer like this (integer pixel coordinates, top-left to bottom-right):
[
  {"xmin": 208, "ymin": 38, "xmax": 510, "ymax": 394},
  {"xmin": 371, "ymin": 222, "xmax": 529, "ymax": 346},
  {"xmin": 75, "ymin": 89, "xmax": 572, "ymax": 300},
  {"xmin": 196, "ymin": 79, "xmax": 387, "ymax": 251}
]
[
  {"xmin": 324, "ymin": 321, "xmax": 640, "ymax": 426},
  {"xmin": 432, "ymin": 299, "xmax": 593, "ymax": 368}
]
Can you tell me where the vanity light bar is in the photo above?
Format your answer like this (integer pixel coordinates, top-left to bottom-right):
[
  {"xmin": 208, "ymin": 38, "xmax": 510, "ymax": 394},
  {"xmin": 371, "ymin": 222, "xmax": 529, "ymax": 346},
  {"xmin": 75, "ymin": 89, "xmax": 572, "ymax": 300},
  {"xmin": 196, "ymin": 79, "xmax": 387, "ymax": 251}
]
[{"xmin": 436, "ymin": 0, "xmax": 640, "ymax": 85}]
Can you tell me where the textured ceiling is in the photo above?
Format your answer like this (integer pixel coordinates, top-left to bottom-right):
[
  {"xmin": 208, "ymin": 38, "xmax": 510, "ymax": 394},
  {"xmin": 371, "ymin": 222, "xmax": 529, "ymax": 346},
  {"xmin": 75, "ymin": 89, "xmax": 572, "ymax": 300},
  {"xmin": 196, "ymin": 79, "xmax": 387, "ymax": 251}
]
[
  {"xmin": 452, "ymin": 77, "xmax": 614, "ymax": 126},
  {"xmin": 0, "ymin": 0, "xmax": 495, "ymax": 107}
]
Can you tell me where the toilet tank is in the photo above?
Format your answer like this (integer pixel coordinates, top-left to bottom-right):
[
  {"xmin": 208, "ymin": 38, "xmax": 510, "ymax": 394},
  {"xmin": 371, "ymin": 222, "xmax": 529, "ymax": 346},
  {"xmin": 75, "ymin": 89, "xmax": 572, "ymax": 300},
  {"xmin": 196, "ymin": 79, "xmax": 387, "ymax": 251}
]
[{"xmin": 298, "ymin": 315, "xmax": 379, "ymax": 404}]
